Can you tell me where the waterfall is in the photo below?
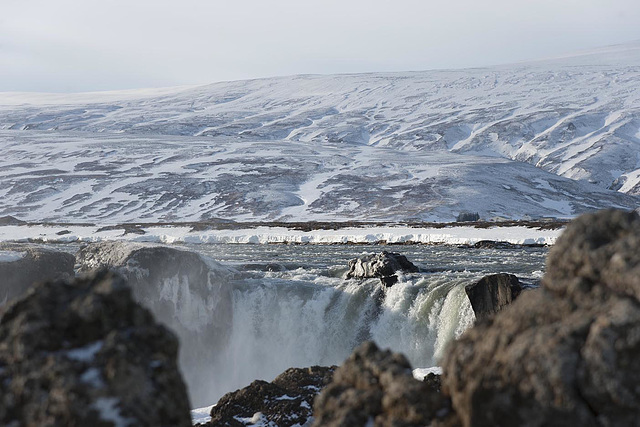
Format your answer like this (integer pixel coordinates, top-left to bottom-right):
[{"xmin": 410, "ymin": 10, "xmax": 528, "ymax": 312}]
[
  {"xmin": 193, "ymin": 269, "xmax": 475, "ymax": 405},
  {"xmin": 72, "ymin": 241, "xmax": 547, "ymax": 407}
]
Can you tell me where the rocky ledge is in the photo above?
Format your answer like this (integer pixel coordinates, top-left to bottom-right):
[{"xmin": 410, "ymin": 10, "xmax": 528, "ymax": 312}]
[
  {"xmin": 313, "ymin": 341, "xmax": 448, "ymax": 426},
  {"xmin": 76, "ymin": 241, "xmax": 236, "ymax": 406},
  {"xmin": 310, "ymin": 209, "xmax": 640, "ymax": 426},
  {"xmin": 0, "ymin": 270, "xmax": 192, "ymax": 426},
  {"xmin": 0, "ymin": 243, "xmax": 75, "ymax": 306},
  {"xmin": 443, "ymin": 209, "xmax": 640, "ymax": 426},
  {"xmin": 346, "ymin": 251, "xmax": 419, "ymax": 286},
  {"xmin": 198, "ymin": 366, "xmax": 336, "ymax": 426},
  {"xmin": 464, "ymin": 273, "xmax": 524, "ymax": 321}
]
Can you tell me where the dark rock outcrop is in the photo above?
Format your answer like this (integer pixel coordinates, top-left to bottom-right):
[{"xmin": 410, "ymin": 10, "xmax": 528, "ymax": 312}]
[
  {"xmin": 421, "ymin": 372, "xmax": 443, "ymax": 394},
  {"xmin": 456, "ymin": 212, "xmax": 480, "ymax": 222},
  {"xmin": 313, "ymin": 341, "xmax": 449, "ymax": 427},
  {"xmin": 200, "ymin": 366, "xmax": 335, "ymax": 426},
  {"xmin": 464, "ymin": 273, "xmax": 523, "ymax": 320},
  {"xmin": 544, "ymin": 209, "xmax": 640, "ymax": 301},
  {"xmin": 96, "ymin": 224, "xmax": 147, "ymax": 235},
  {"xmin": 459, "ymin": 240, "xmax": 546, "ymax": 249},
  {"xmin": 0, "ymin": 270, "xmax": 192, "ymax": 426},
  {"xmin": 346, "ymin": 251, "xmax": 419, "ymax": 286},
  {"xmin": 0, "ymin": 215, "xmax": 25, "ymax": 225},
  {"xmin": 0, "ymin": 244, "xmax": 75, "ymax": 306},
  {"xmin": 471, "ymin": 240, "xmax": 520, "ymax": 249},
  {"xmin": 76, "ymin": 241, "xmax": 235, "ymax": 406},
  {"xmin": 443, "ymin": 209, "xmax": 640, "ymax": 427}
]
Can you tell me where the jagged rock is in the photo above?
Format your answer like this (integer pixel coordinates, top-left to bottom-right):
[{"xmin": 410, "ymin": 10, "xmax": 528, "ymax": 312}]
[
  {"xmin": 0, "ymin": 270, "xmax": 192, "ymax": 426},
  {"xmin": 313, "ymin": 341, "xmax": 449, "ymax": 427},
  {"xmin": 544, "ymin": 209, "xmax": 640, "ymax": 302},
  {"xmin": 460, "ymin": 240, "xmax": 545, "ymax": 249},
  {"xmin": 76, "ymin": 241, "xmax": 235, "ymax": 406},
  {"xmin": 96, "ymin": 224, "xmax": 147, "ymax": 235},
  {"xmin": 464, "ymin": 273, "xmax": 523, "ymax": 320},
  {"xmin": 423, "ymin": 372, "xmax": 442, "ymax": 393},
  {"xmin": 346, "ymin": 251, "xmax": 419, "ymax": 287},
  {"xmin": 0, "ymin": 243, "xmax": 75, "ymax": 306},
  {"xmin": 442, "ymin": 209, "xmax": 640, "ymax": 427},
  {"xmin": 472, "ymin": 240, "xmax": 519, "ymax": 249},
  {"xmin": 456, "ymin": 212, "xmax": 480, "ymax": 222},
  {"xmin": 200, "ymin": 366, "xmax": 335, "ymax": 426}
]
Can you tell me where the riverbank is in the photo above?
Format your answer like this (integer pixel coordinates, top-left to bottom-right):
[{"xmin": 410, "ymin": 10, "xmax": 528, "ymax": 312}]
[{"xmin": 0, "ymin": 222, "xmax": 562, "ymax": 246}]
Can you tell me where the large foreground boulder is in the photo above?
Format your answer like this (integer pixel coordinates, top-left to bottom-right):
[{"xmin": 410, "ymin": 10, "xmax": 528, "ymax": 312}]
[
  {"xmin": 199, "ymin": 366, "xmax": 335, "ymax": 426},
  {"xmin": 313, "ymin": 341, "xmax": 448, "ymax": 426},
  {"xmin": 464, "ymin": 273, "xmax": 523, "ymax": 321},
  {"xmin": 442, "ymin": 209, "xmax": 640, "ymax": 426},
  {"xmin": 0, "ymin": 244, "xmax": 75, "ymax": 305},
  {"xmin": 346, "ymin": 251, "xmax": 419, "ymax": 286},
  {"xmin": 76, "ymin": 241, "xmax": 235, "ymax": 406},
  {"xmin": 0, "ymin": 270, "xmax": 192, "ymax": 426}
]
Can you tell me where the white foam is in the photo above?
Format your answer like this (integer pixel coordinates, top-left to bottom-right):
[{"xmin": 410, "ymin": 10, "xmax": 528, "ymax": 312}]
[
  {"xmin": 65, "ymin": 341, "xmax": 103, "ymax": 362},
  {"xmin": 412, "ymin": 366, "xmax": 443, "ymax": 380},
  {"xmin": 191, "ymin": 405, "xmax": 215, "ymax": 425}
]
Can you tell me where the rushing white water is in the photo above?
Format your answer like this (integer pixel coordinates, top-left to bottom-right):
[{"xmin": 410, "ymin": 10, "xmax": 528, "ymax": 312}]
[
  {"xmin": 370, "ymin": 274, "xmax": 476, "ymax": 364},
  {"xmin": 209, "ymin": 271, "xmax": 475, "ymax": 399},
  {"xmin": 177, "ymin": 243, "xmax": 546, "ymax": 406}
]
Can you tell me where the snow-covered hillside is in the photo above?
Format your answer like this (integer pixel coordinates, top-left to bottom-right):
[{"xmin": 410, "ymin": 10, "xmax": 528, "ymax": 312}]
[{"xmin": 1, "ymin": 43, "xmax": 639, "ymax": 223}]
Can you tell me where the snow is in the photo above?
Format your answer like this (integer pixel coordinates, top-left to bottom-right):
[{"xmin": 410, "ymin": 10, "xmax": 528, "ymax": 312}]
[
  {"xmin": 92, "ymin": 397, "xmax": 133, "ymax": 427},
  {"xmin": 191, "ymin": 405, "xmax": 214, "ymax": 425},
  {"xmin": 1, "ymin": 43, "xmax": 640, "ymax": 223},
  {"xmin": 65, "ymin": 340, "xmax": 104, "ymax": 362},
  {"xmin": 0, "ymin": 251, "xmax": 26, "ymax": 262},
  {"xmin": 619, "ymin": 169, "xmax": 640, "ymax": 193},
  {"xmin": 275, "ymin": 394, "xmax": 298, "ymax": 401},
  {"xmin": 299, "ymin": 401, "xmax": 311, "ymax": 409},
  {"xmin": 233, "ymin": 412, "xmax": 277, "ymax": 426},
  {"xmin": 538, "ymin": 198, "xmax": 573, "ymax": 215},
  {"xmin": 80, "ymin": 368, "xmax": 104, "ymax": 388},
  {"xmin": 1, "ymin": 131, "xmax": 632, "ymax": 223},
  {"xmin": 0, "ymin": 224, "xmax": 561, "ymax": 246}
]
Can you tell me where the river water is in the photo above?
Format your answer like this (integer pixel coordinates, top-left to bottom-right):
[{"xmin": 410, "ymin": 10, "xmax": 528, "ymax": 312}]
[{"xmin": 176, "ymin": 243, "xmax": 547, "ymax": 404}]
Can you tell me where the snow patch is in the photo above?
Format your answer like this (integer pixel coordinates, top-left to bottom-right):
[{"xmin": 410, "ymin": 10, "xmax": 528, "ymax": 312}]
[
  {"xmin": 191, "ymin": 405, "xmax": 215, "ymax": 424},
  {"xmin": 233, "ymin": 412, "xmax": 277, "ymax": 426},
  {"xmin": 275, "ymin": 394, "xmax": 298, "ymax": 401},
  {"xmin": 538, "ymin": 198, "xmax": 573, "ymax": 215},
  {"xmin": 80, "ymin": 368, "xmax": 104, "ymax": 388},
  {"xmin": 92, "ymin": 397, "xmax": 133, "ymax": 427},
  {"xmin": 66, "ymin": 341, "xmax": 103, "ymax": 361},
  {"xmin": 0, "ymin": 251, "xmax": 26, "ymax": 262}
]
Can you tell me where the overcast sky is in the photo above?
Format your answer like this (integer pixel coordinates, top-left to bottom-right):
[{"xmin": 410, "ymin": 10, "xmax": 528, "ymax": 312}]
[{"xmin": 2, "ymin": 0, "xmax": 640, "ymax": 92}]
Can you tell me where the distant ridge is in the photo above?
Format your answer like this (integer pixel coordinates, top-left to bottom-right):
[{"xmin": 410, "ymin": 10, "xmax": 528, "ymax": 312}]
[{"xmin": 0, "ymin": 42, "xmax": 639, "ymax": 222}]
